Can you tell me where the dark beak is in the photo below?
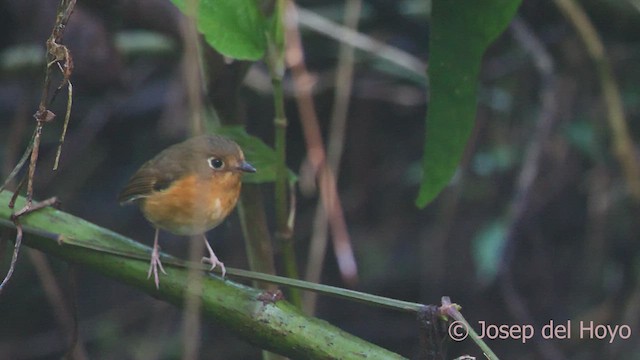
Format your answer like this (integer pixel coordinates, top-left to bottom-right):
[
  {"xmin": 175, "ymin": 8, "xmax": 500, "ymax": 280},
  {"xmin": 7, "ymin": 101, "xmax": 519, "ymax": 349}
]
[{"xmin": 238, "ymin": 161, "xmax": 256, "ymax": 173}]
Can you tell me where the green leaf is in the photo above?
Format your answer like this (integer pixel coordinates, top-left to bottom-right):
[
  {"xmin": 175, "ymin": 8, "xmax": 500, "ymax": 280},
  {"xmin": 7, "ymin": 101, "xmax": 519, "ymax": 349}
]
[
  {"xmin": 269, "ymin": 0, "xmax": 285, "ymax": 52},
  {"xmin": 170, "ymin": 0, "xmax": 266, "ymax": 60},
  {"xmin": 416, "ymin": 0, "xmax": 522, "ymax": 207},
  {"xmin": 215, "ymin": 126, "xmax": 297, "ymax": 184}
]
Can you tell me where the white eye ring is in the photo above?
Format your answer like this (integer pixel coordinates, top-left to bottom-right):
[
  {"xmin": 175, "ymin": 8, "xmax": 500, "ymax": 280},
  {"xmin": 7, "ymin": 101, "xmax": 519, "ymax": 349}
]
[{"xmin": 208, "ymin": 157, "xmax": 224, "ymax": 170}]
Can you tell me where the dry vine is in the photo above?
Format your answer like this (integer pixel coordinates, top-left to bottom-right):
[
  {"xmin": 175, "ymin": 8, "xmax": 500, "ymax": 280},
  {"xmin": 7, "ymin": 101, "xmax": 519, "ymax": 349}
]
[{"xmin": 0, "ymin": 0, "xmax": 76, "ymax": 294}]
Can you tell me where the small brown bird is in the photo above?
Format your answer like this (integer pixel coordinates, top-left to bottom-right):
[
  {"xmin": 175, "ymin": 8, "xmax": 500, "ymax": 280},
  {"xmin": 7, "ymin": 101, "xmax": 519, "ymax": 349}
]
[{"xmin": 118, "ymin": 134, "xmax": 256, "ymax": 288}]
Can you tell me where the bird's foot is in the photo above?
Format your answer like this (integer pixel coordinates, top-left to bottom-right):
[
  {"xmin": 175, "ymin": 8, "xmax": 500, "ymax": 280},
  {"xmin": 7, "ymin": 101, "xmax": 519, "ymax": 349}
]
[
  {"xmin": 202, "ymin": 254, "xmax": 226, "ymax": 277},
  {"xmin": 147, "ymin": 246, "xmax": 167, "ymax": 289},
  {"xmin": 202, "ymin": 239, "xmax": 226, "ymax": 277}
]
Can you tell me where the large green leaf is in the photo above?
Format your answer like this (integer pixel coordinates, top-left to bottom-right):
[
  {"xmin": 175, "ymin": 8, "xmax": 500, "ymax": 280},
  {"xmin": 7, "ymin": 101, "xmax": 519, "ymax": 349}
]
[
  {"xmin": 416, "ymin": 0, "xmax": 522, "ymax": 207},
  {"xmin": 170, "ymin": 0, "xmax": 266, "ymax": 60}
]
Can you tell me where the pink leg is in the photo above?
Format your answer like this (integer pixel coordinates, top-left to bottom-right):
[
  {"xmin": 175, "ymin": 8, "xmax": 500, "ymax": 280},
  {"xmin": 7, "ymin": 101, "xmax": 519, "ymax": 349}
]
[
  {"xmin": 147, "ymin": 228, "xmax": 166, "ymax": 289},
  {"xmin": 202, "ymin": 235, "xmax": 226, "ymax": 277}
]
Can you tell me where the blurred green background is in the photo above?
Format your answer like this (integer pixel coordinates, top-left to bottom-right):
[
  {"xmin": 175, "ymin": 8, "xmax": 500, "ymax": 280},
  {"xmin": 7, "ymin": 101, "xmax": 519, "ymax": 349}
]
[{"xmin": 1, "ymin": 0, "xmax": 639, "ymax": 359}]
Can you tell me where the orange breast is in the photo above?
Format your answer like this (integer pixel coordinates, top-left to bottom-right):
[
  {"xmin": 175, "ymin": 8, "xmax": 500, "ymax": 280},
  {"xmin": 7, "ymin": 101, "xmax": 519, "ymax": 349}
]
[{"xmin": 140, "ymin": 174, "xmax": 242, "ymax": 235}]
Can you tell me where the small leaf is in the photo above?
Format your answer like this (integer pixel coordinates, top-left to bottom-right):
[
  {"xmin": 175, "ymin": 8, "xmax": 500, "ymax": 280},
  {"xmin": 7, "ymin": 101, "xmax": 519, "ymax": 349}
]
[
  {"xmin": 170, "ymin": 0, "xmax": 267, "ymax": 60},
  {"xmin": 216, "ymin": 126, "xmax": 297, "ymax": 184},
  {"xmin": 416, "ymin": 0, "xmax": 522, "ymax": 207}
]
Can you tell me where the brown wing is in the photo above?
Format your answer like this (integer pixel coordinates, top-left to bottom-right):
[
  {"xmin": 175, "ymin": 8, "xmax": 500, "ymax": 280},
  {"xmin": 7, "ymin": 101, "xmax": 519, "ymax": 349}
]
[
  {"xmin": 118, "ymin": 150, "xmax": 189, "ymax": 204},
  {"xmin": 118, "ymin": 167, "xmax": 174, "ymax": 204}
]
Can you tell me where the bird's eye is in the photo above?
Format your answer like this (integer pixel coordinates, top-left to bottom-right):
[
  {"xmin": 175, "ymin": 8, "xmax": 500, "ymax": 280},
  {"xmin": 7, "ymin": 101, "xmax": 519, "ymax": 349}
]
[{"xmin": 208, "ymin": 157, "xmax": 224, "ymax": 170}]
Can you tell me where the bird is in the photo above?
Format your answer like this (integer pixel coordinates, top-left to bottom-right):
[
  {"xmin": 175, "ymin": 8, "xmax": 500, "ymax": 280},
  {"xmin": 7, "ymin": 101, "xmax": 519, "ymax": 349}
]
[{"xmin": 118, "ymin": 134, "xmax": 256, "ymax": 289}]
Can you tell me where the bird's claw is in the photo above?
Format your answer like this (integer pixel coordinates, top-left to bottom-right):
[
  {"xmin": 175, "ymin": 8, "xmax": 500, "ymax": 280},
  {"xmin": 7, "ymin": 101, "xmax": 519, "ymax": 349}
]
[
  {"xmin": 147, "ymin": 246, "xmax": 166, "ymax": 289},
  {"xmin": 202, "ymin": 255, "xmax": 226, "ymax": 277},
  {"xmin": 202, "ymin": 238, "xmax": 226, "ymax": 277}
]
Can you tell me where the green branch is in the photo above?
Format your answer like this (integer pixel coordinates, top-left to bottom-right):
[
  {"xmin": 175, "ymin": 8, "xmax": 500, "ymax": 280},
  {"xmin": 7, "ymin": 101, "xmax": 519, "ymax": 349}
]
[
  {"xmin": 0, "ymin": 191, "xmax": 405, "ymax": 359},
  {"xmin": 266, "ymin": 0, "xmax": 302, "ymax": 308},
  {"xmin": 0, "ymin": 191, "xmax": 504, "ymax": 358}
]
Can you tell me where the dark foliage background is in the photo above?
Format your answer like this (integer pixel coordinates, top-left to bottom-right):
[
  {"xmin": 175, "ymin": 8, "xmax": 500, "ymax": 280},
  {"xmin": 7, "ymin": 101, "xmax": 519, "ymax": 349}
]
[{"xmin": 1, "ymin": 0, "xmax": 639, "ymax": 359}]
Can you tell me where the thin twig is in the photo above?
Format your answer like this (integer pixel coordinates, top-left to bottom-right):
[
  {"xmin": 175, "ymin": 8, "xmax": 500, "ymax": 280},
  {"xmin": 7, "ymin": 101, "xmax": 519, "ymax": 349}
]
[
  {"xmin": 270, "ymin": 0, "xmax": 303, "ymax": 308},
  {"xmin": 27, "ymin": 249, "xmax": 88, "ymax": 359},
  {"xmin": 53, "ymin": 73, "xmax": 73, "ymax": 170},
  {"xmin": 304, "ymin": 0, "xmax": 362, "ymax": 314},
  {"xmin": 499, "ymin": 17, "xmax": 567, "ymax": 360},
  {"xmin": 65, "ymin": 266, "xmax": 85, "ymax": 359},
  {"xmin": 12, "ymin": 196, "xmax": 59, "ymax": 218},
  {"xmin": 1, "ymin": 197, "xmax": 57, "ymax": 295},
  {"xmin": 28, "ymin": 0, "xmax": 75, "ymax": 199},
  {"xmin": 30, "ymin": 0, "xmax": 75, "ymax": 196},
  {"xmin": 2, "ymin": 212, "xmax": 425, "ymax": 314},
  {"xmin": 0, "ymin": 103, "xmax": 30, "ymax": 192},
  {"xmin": 0, "ymin": 0, "xmax": 76, "ymax": 296},
  {"xmin": 553, "ymin": 0, "xmax": 640, "ymax": 200},
  {"xmin": 286, "ymin": 2, "xmax": 358, "ymax": 285},
  {"xmin": 296, "ymin": 7, "xmax": 425, "ymax": 76},
  {"xmin": 0, "ymin": 217, "xmax": 23, "ymax": 294},
  {"xmin": 24, "ymin": 125, "xmax": 44, "ymax": 207},
  {"xmin": 440, "ymin": 297, "xmax": 499, "ymax": 360},
  {"xmin": 0, "ymin": 138, "xmax": 34, "ymax": 194},
  {"xmin": 326, "ymin": 0, "xmax": 361, "ymax": 175},
  {"xmin": 0, "ymin": 196, "xmax": 58, "ymax": 295},
  {"xmin": 182, "ymin": 237, "xmax": 205, "ymax": 360},
  {"xmin": 9, "ymin": 176, "xmax": 27, "ymax": 208},
  {"xmin": 180, "ymin": 0, "xmax": 206, "ymax": 356},
  {"xmin": 238, "ymin": 186, "xmax": 278, "ymax": 291}
]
